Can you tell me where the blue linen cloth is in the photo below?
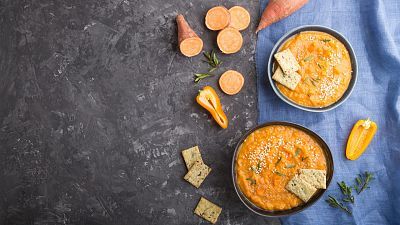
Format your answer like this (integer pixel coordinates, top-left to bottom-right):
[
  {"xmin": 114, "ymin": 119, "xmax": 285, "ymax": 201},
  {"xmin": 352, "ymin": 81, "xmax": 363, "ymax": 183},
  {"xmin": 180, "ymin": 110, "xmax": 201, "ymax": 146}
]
[{"xmin": 256, "ymin": 0, "xmax": 400, "ymax": 224}]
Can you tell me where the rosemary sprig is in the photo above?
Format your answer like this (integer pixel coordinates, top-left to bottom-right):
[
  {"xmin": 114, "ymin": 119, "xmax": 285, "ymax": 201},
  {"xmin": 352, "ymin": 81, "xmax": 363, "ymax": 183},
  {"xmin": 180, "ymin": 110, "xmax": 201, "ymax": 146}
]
[
  {"xmin": 354, "ymin": 171, "xmax": 374, "ymax": 194},
  {"xmin": 194, "ymin": 50, "xmax": 222, "ymax": 82},
  {"xmin": 338, "ymin": 181, "xmax": 354, "ymax": 203},
  {"xmin": 326, "ymin": 195, "xmax": 352, "ymax": 215},
  {"xmin": 203, "ymin": 50, "xmax": 222, "ymax": 70},
  {"xmin": 326, "ymin": 171, "xmax": 374, "ymax": 215},
  {"xmin": 194, "ymin": 73, "xmax": 214, "ymax": 83}
]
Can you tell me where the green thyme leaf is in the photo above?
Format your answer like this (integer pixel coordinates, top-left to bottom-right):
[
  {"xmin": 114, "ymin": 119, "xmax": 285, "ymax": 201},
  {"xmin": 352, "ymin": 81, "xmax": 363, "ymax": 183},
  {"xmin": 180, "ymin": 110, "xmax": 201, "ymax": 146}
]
[
  {"xmin": 304, "ymin": 55, "xmax": 314, "ymax": 62},
  {"xmin": 284, "ymin": 164, "xmax": 295, "ymax": 169},
  {"xmin": 273, "ymin": 171, "xmax": 286, "ymax": 176},
  {"xmin": 301, "ymin": 156, "xmax": 309, "ymax": 161},
  {"xmin": 294, "ymin": 148, "xmax": 301, "ymax": 157},
  {"xmin": 275, "ymin": 156, "xmax": 282, "ymax": 166},
  {"xmin": 246, "ymin": 177, "xmax": 256, "ymax": 185}
]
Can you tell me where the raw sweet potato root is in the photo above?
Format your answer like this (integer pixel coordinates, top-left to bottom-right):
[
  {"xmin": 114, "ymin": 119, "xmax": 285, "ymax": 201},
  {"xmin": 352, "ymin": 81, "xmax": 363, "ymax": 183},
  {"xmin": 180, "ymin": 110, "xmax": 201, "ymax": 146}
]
[
  {"xmin": 176, "ymin": 6, "xmax": 249, "ymax": 56},
  {"xmin": 176, "ymin": 14, "xmax": 203, "ymax": 57},
  {"xmin": 256, "ymin": 0, "xmax": 309, "ymax": 33}
]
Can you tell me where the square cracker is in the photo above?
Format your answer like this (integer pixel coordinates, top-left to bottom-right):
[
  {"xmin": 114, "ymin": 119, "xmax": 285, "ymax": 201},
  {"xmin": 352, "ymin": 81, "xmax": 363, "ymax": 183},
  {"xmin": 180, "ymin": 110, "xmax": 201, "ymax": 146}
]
[
  {"xmin": 184, "ymin": 161, "xmax": 211, "ymax": 188},
  {"xmin": 182, "ymin": 146, "xmax": 203, "ymax": 170},
  {"xmin": 272, "ymin": 66, "xmax": 301, "ymax": 90},
  {"xmin": 274, "ymin": 49, "xmax": 300, "ymax": 74},
  {"xmin": 194, "ymin": 197, "xmax": 222, "ymax": 224},
  {"xmin": 299, "ymin": 169, "xmax": 327, "ymax": 189},
  {"xmin": 286, "ymin": 174, "xmax": 317, "ymax": 202}
]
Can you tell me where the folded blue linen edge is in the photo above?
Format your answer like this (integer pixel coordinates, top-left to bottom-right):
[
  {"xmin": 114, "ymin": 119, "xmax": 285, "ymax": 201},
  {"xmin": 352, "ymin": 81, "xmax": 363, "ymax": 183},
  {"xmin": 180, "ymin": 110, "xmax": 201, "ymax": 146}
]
[{"xmin": 255, "ymin": 1, "xmax": 400, "ymax": 225}]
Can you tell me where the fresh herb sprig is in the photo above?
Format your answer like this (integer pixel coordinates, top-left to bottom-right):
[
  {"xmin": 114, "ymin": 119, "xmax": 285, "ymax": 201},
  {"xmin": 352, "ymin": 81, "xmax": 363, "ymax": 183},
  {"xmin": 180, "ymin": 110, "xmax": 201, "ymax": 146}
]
[
  {"xmin": 338, "ymin": 181, "xmax": 354, "ymax": 203},
  {"xmin": 326, "ymin": 195, "xmax": 352, "ymax": 215},
  {"xmin": 194, "ymin": 50, "xmax": 222, "ymax": 83},
  {"xmin": 203, "ymin": 50, "xmax": 222, "ymax": 72},
  {"xmin": 194, "ymin": 73, "xmax": 214, "ymax": 83},
  {"xmin": 326, "ymin": 171, "xmax": 374, "ymax": 215},
  {"xmin": 354, "ymin": 171, "xmax": 374, "ymax": 194}
]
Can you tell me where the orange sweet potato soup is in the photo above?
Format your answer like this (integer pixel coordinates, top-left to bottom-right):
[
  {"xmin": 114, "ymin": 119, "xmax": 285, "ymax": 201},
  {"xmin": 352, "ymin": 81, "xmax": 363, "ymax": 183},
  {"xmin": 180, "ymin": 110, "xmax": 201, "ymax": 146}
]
[
  {"xmin": 276, "ymin": 31, "xmax": 352, "ymax": 108},
  {"xmin": 236, "ymin": 125, "xmax": 327, "ymax": 211}
]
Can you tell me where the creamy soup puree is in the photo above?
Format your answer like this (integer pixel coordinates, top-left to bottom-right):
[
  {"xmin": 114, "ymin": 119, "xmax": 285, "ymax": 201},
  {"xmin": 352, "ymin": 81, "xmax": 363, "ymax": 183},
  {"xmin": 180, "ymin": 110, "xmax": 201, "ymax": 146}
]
[
  {"xmin": 276, "ymin": 31, "xmax": 352, "ymax": 108},
  {"xmin": 236, "ymin": 125, "xmax": 327, "ymax": 211}
]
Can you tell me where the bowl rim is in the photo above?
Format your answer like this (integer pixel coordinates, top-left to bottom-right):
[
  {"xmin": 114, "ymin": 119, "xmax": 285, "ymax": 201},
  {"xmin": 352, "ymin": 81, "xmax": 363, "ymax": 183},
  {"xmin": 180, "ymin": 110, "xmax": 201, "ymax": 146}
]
[
  {"xmin": 267, "ymin": 25, "xmax": 358, "ymax": 112},
  {"xmin": 231, "ymin": 121, "xmax": 334, "ymax": 217}
]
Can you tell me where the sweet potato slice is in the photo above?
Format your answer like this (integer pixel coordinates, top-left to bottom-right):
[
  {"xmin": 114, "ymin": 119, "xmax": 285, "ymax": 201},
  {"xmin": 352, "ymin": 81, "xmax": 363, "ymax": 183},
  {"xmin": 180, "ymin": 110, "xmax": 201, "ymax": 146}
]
[
  {"xmin": 176, "ymin": 14, "xmax": 203, "ymax": 57},
  {"xmin": 205, "ymin": 6, "xmax": 230, "ymax": 31},
  {"xmin": 217, "ymin": 27, "xmax": 243, "ymax": 54},
  {"xmin": 219, "ymin": 70, "xmax": 244, "ymax": 95},
  {"xmin": 228, "ymin": 6, "xmax": 251, "ymax": 31}
]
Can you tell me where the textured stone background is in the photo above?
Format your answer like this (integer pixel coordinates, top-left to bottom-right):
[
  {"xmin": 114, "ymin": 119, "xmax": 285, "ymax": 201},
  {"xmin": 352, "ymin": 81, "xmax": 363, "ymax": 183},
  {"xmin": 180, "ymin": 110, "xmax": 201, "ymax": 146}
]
[{"xmin": 0, "ymin": 0, "xmax": 279, "ymax": 224}]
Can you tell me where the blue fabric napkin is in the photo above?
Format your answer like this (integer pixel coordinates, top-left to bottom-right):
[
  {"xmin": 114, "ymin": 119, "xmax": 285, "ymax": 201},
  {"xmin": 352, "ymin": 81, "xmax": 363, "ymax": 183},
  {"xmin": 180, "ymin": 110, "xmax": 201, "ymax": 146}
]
[{"xmin": 256, "ymin": 0, "xmax": 400, "ymax": 224}]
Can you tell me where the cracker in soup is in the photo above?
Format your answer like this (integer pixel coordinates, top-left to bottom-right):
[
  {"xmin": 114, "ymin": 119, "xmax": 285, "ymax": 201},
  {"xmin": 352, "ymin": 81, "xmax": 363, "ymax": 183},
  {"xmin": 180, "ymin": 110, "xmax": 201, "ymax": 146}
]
[
  {"xmin": 286, "ymin": 174, "xmax": 317, "ymax": 202},
  {"xmin": 274, "ymin": 49, "xmax": 300, "ymax": 74},
  {"xmin": 299, "ymin": 169, "xmax": 327, "ymax": 189},
  {"xmin": 184, "ymin": 161, "xmax": 211, "ymax": 188},
  {"xmin": 272, "ymin": 66, "xmax": 301, "ymax": 90},
  {"xmin": 194, "ymin": 197, "xmax": 222, "ymax": 224}
]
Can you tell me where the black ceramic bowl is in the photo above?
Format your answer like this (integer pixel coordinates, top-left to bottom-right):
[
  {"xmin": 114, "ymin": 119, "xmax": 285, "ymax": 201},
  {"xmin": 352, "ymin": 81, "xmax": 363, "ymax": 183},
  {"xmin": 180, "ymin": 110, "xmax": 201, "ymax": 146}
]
[
  {"xmin": 232, "ymin": 121, "xmax": 334, "ymax": 217},
  {"xmin": 268, "ymin": 25, "xmax": 358, "ymax": 112}
]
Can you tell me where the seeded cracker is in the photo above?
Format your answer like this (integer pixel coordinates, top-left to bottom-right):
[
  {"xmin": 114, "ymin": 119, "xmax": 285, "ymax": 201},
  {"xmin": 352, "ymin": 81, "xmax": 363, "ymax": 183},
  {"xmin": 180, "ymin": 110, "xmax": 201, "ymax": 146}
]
[
  {"xmin": 274, "ymin": 49, "xmax": 300, "ymax": 74},
  {"xmin": 299, "ymin": 169, "xmax": 327, "ymax": 189},
  {"xmin": 181, "ymin": 146, "xmax": 203, "ymax": 169},
  {"xmin": 194, "ymin": 197, "xmax": 222, "ymax": 224},
  {"xmin": 286, "ymin": 174, "xmax": 317, "ymax": 202},
  {"xmin": 272, "ymin": 66, "xmax": 301, "ymax": 90},
  {"xmin": 184, "ymin": 161, "xmax": 211, "ymax": 188}
]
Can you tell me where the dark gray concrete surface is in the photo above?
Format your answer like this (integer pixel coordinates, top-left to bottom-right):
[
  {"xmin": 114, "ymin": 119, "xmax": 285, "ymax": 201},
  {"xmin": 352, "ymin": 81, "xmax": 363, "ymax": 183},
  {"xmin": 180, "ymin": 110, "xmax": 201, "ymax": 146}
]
[{"xmin": 0, "ymin": 0, "xmax": 279, "ymax": 224}]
